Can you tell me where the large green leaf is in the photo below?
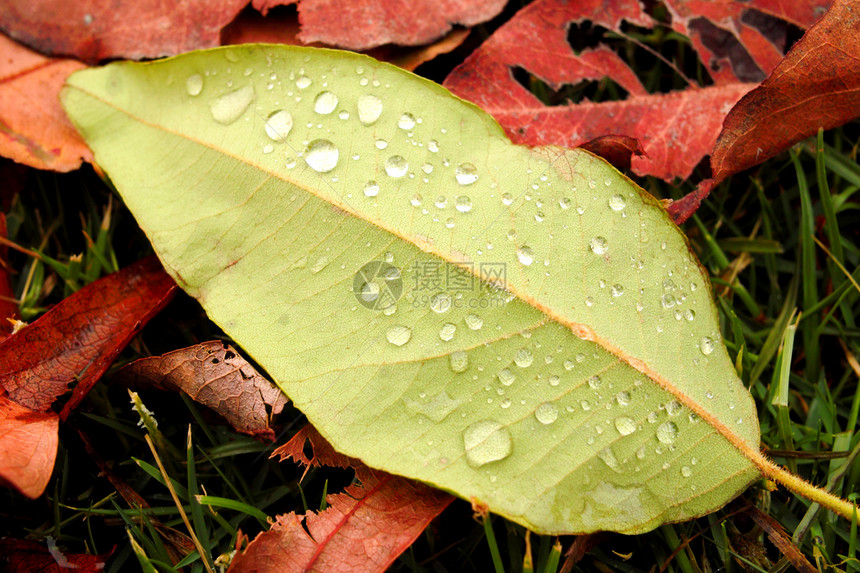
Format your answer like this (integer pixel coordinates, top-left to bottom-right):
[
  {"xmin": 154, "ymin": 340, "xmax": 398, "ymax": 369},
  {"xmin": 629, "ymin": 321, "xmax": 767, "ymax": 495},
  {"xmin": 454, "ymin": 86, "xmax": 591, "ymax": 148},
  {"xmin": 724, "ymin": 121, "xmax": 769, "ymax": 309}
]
[{"xmin": 62, "ymin": 45, "xmax": 761, "ymax": 534}]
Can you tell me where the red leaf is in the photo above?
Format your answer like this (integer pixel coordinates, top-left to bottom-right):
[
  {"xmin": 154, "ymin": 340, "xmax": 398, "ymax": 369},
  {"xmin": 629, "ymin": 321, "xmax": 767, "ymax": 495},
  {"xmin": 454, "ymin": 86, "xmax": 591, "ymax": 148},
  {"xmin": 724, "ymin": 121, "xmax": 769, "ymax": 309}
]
[
  {"xmin": 0, "ymin": 393, "xmax": 58, "ymax": 499},
  {"xmin": 443, "ymin": 0, "xmax": 757, "ymax": 181},
  {"xmin": 663, "ymin": 0, "xmax": 830, "ymax": 84},
  {"xmin": 228, "ymin": 426, "xmax": 453, "ymax": 573},
  {"xmin": 443, "ymin": 0, "xmax": 831, "ymax": 182},
  {"xmin": 0, "ymin": 537, "xmax": 111, "ymax": 572},
  {"xmin": 222, "ymin": 7, "xmax": 468, "ymax": 72},
  {"xmin": 0, "ymin": 256, "xmax": 176, "ymax": 417},
  {"xmin": 710, "ymin": 0, "xmax": 860, "ymax": 182},
  {"xmin": 0, "ymin": 0, "xmax": 248, "ymax": 63},
  {"xmin": 118, "ymin": 341, "xmax": 288, "ymax": 441},
  {"xmin": 252, "ymin": 0, "xmax": 506, "ymax": 50},
  {"xmin": 0, "ymin": 33, "xmax": 90, "ymax": 172}
]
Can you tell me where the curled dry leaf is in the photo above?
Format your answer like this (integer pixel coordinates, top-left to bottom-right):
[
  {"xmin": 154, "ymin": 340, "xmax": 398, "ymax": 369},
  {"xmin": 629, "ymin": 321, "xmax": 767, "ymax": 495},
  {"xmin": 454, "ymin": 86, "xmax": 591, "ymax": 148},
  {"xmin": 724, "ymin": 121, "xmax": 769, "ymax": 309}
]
[
  {"xmin": 0, "ymin": 393, "xmax": 58, "ymax": 498},
  {"xmin": 0, "ymin": 0, "xmax": 248, "ymax": 63},
  {"xmin": 0, "ymin": 256, "xmax": 176, "ymax": 417},
  {"xmin": 118, "ymin": 340, "xmax": 288, "ymax": 441},
  {"xmin": 228, "ymin": 426, "xmax": 453, "ymax": 573},
  {"xmin": 0, "ymin": 537, "xmax": 111, "ymax": 572},
  {"xmin": 710, "ymin": 0, "xmax": 860, "ymax": 182},
  {"xmin": 0, "ymin": 34, "xmax": 90, "ymax": 172},
  {"xmin": 251, "ymin": 0, "xmax": 506, "ymax": 51}
]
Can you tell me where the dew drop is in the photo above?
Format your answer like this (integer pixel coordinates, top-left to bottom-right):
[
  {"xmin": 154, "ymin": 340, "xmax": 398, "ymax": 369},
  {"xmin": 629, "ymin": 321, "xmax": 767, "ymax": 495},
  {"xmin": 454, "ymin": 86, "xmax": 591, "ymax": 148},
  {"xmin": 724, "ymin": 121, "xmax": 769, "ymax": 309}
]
[
  {"xmin": 186, "ymin": 74, "xmax": 203, "ymax": 96},
  {"xmin": 310, "ymin": 256, "xmax": 329, "ymax": 274},
  {"xmin": 422, "ymin": 162, "xmax": 434, "ymax": 174},
  {"xmin": 360, "ymin": 180, "xmax": 379, "ymax": 197},
  {"xmin": 313, "ymin": 91, "xmax": 338, "ymax": 114},
  {"xmin": 463, "ymin": 420, "xmax": 512, "ymax": 467},
  {"xmin": 338, "ymin": 110, "xmax": 349, "ymax": 120},
  {"xmin": 610, "ymin": 284, "xmax": 625, "ymax": 297},
  {"xmin": 384, "ymin": 155, "xmax": 408, "ymax": 178},
  {"xmin": 295, "ymin": 75, "xmax": 312, "ymax": 89},
  {"xmin": 439, "ymin": 322, "xmax": 456, "ymax": 341},
  {"xmin": 681, "ymin": 466, "xmax": 693, "ymax": 478},
  {"xmin": 430, "ymin": 293, "xmax": 452, "ymax": 314},
  {"xmin": 465, "ymin": 314, "xmax": 484, "ymax": 330},
  {"xmin": 608, "ymin": 194, "xmax": 626, "ymax": 211},
  {"xmin": 434, "ymin": 196, "xmax": 448, "ymax": 209},
  {"xmin": 410, "ymin": 194, "xmax": 422, "ymax": 207},
  {"xmin": 398, "ymin": 112, "xmax": 416, "ymax": 130},
  {"xmin": 513, "ymin": 348, "xmax": 534, "ymax": 368},
  {"xmin": 580, "ymin": 400, "xmax": 591, "ymax": 411},
  {"xmin": 587, "ymin": 375, "xmax": 602, "ymax": 389},
  {"xmin": 700, "ymin": 336, "xmax": 715, "ymax": 355},
  {"xmin": 516, "ymin": 246, "xmax": 534, "ymax": 266},
  {"xmin": 450, "ymin": 351, "xmax": 469, "ymax": 372},
  {"xmin": 357, "ymin": 94, "xmax": 383, "ymax": 125},
  {"xmin": 589, "ymin": 236, "xmax": 608, "ymax": 255},
  {"xmin": 533, "ymin": 402, "xmax": 558, "ymax": 425},
  {"xmin": 665, "ymin": 401, "xmax": 682, "ymax": 416},
  {"xmin": 615, "ymin": 417, "xmax": 636, "ymax": 436},
  {"xmin": 616, "ymin": 391, "xmax": 630, "ymax": 406},
  {"xmin": 386, "ymin": 325, "xmax": 412, "ymax": 347},
  {"xmin": 375, "ymin": 139, "xmax": 388, "ymax": 149},
  {"xmin": 455, "ymin": 163, "xmax": 478, "ymax": 185},
  {"xmin": 304, "ymin": 139, "xmax": 339, "ymax": 173},
  {"xmin": 210, "ymin": 85, "xmax": 255, "ymax": 124},
  {"xmin": 656, "ymin": 421, "xmax": 678, "ymax": 444},
  {"xmin": 498, "ymin": 368, "xmax": 515, "ymax": 386},
  {"xmin": 264, "ymin": 110, "xmax": 293, "ymax": 142},
  {"xmin": 685, "ymin": 309, "xmax": 696, "ymax": 321},
  {"xmin": 558, "ymin": 197, "xmax": 571, "ymax": 210},
  {"xmin": 661, "ymin": 294, "xmax": 677, "ymax": 309},
  {"xmin": 501, "ymin": 193, "xmax": 513, "ymax": 206},
  {"xmin": 455, "ymin": 196, "xmax": 472, "ymax": 213},
  {"xmin": 427, "ymin": 139, "xmax": 439, "ymax": 152},
  {"xmin": 549, "ymin": 375, "xmax": 560, "ymax": 386}
]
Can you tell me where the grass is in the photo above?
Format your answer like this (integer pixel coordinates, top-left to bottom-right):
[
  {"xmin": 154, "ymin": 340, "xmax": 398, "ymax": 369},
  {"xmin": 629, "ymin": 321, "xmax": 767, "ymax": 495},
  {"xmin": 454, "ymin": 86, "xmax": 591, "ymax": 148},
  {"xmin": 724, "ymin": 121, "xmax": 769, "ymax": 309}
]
[{"xmin": 2, "ymin": 11, "xmax": 860, "ymax": 573}]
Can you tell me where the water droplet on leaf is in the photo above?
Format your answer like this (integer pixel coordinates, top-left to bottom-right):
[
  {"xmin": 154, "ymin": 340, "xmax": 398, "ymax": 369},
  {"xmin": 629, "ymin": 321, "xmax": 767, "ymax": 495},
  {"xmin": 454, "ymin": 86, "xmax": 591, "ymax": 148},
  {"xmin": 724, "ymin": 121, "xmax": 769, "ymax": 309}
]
[
  {"xmin": 313, "ymin": 91, "xmax": 338, "ymax": 114},
  {"xmin": 357, "ymin": 94, "xmax": 383, "ymax": 125},
  {"xmin": 386, "ymin": 325, "xmax": 412, "ymax": 347},
  {"xmin": 210, "ymin": 85, "xmax": 255, "ymax": 124},
  {"xmin": 304, "ymin": 139, "xmax": 339, "ymax": 173},
  {"xmin": 589, "ymin": 236, "xmax": 608, "ymax": 255},
  {"xmin": 463, "ymin": 420, "xmax": 512, "ymax": 468},
  {"xmin": 657, "ymin": 421, "xmax": 678, "ymax": 444},
  {"xmin": 264, "ymin": 110, "xmax": 293, "ymax": 142},
  {"xmin": 615, "ymin": 417, "xmax": 636, "ymax": 435},
  {"xmin": 455, "ymin": 163, "xmax": 478, "ymax": 185},
  {"xmin": 186, "ymin": 74, "xmax": 203, "ymax": 96},
  {"xmin": 385, "ymin": 155, "xmax": 408, "ymax": 178}
]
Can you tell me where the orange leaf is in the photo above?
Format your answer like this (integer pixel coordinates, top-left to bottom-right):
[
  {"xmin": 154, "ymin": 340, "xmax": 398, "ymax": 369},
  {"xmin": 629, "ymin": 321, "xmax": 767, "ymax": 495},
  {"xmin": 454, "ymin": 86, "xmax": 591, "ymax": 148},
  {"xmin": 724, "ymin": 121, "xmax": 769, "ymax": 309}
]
[
  {"xmin": 0, "ymin": 33, "xmax": 90, "ymax": 172},
  {"xmin": 118, "ymin": 341, "xmax": 288, "ymax": 441},
  {"xmin": 228, "ymin": 426, "xmax": 453, "ymax": 573},
  {"xmin": 0, "ymin": 393, "xmax": 57, "ymax": 498},
  {"xmin": 711, "ymin": 0, "xmax": 860, "ymax": 182}
]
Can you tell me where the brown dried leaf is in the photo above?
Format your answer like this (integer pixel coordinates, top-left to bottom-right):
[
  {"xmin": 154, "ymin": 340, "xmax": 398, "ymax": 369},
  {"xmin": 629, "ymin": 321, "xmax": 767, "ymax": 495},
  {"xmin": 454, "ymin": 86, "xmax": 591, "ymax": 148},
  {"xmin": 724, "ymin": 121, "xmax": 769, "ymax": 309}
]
[{"xmin": 118, "ymin": 341, "xmax": 288, "ymax": 441}]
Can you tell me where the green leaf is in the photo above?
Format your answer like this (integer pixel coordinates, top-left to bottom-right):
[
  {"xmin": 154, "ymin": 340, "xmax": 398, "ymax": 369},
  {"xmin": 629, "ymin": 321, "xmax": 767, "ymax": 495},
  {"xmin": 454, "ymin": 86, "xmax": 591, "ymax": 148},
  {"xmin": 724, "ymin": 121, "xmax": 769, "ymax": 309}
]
[{"xmin": 62, "ymin": 44, "xmax": 761, "ymax": 534}]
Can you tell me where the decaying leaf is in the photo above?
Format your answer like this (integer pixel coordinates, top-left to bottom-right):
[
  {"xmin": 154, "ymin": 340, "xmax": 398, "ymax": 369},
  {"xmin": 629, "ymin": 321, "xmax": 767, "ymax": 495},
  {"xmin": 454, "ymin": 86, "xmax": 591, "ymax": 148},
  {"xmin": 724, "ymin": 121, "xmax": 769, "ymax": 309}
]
[
  {"xmin": 228, "ymin": 426, "xmax": 453, "ymax": 573},
  {"xmin": 118, "ymin": 340, "xmax": 288, "ymax": 441},
  {"xmin": 0, "ymin": 0, "xmax": 248, "ymax": 63},
  {"xmin": 0, "ymin": 256, "xmax": 176, "ymax": 417},
  {"xmin": 251, "ymin": 0, "xmax": 506, "ymax": 50},
  {"xmin": 711, "ymin": 0, "xmax": 860, "ymax": 182},
  {"xmin": 0, "ymin": 393, "xmax": 58, "ymax": 498},
  {"xmin": 0, "ymin": 33, "xmax": 90, "ymax": 171}
]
